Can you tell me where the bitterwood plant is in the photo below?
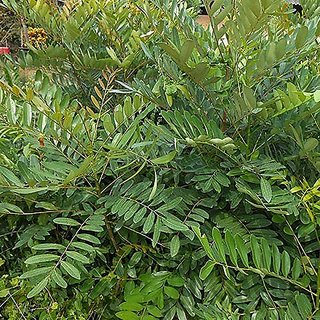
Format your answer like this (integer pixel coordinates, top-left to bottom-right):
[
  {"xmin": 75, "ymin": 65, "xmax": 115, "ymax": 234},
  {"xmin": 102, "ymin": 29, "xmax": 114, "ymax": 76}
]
[{"xmin": 0, "ymin": 0, "xmax": 319, "ymax": 319}]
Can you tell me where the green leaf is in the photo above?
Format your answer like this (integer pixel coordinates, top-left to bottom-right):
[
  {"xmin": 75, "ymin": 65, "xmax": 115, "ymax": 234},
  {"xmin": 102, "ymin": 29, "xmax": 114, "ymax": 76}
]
[
  {"xmin": 295, "ymin": 26, "xmax": 308, "ymax": 49},
  {"xmin": 32, "ymin": 243, "xmax": 65, "ymax": 251},
  {"xmin": 212, "ymin": 227, "xmax": 226, "ymax": 263},
  {"xmin": 225, "ymin": 230, "xmax": 237, "ymax": 266},
  {"xmin": 25, "ymin": 254, "xmax": 59, "ymax": 265},
  {"xmin": 128, "ymin": 252, "xmax": 143, "ymax": 267},
  {"xmin": 107, "ymin": 47, "xmax": 121, "ymax": 65},
  {"xmin": 163, "ymin": 217, "xmax": 188, "ymax": 232},
  {"xmin": 199, "ymin": 260, "xmax": 215, "ymax": 280},
  {"xmin": 148, "ymin": 170, "xmax": 158, "ymax": 201},
  {"xmin": 143, "ymin": 212, "xmax": 155, "ymax": 234},
  {"xmin": 27, "ymin": 277, "xmax": 48, "ymax": 298},
  {"xmin": 133, "ymin": 207, "xmax": 147, "ymax": 224},
  {"xmin": 167, "ymin": 276, "xmax": 185, "ymax": 287},
  {"xmin": 261, "ymin": 238, "xmax": 271, "ymax": 271},
  {"xmin": 52, "ymin": 270, "xmax": 67, "ymax": 288},
  {"xmin": 260, "ymin": 178, "xmax": 272, "ymax": 203},
  {"xmin": 272, "ymin": 244, "xmax": 281, "ymax": 274},
  {"xmin": 11, "ymin": 187, "xmax": 49, "ymax": 194},
  {"xmin": 147, "ymin": 306, "xmax": 162, "ymax": 317},
  {"xmin": 314, "ymin": 90, "xmax": 320, "ymax": 102},
  {"xmin": 63, "ymin": 157, "xmax": 93, "ymax": 185},
  {"xmin": 170, "ymin": 235, "xmax": 180, "ymax": 257},
  {"xmin": 116, "ymin": 311, "xmax": 140, "ymax": 320},
  {"xmin": 140, "ymin": 41, "xmax": 153, "ymax": 60},
  {"xmin": 20, "ymin": 267, "xmax": 52, "ymax": 279},
  {"xmin": 250, "ymin": 236, "xmax": 262, "ymax": 268},
  {"xmin": 295, "ymin": 294, "xmax": 312, "ymax": 318},
  {"xmin": 35, "ymin": 202, "xmax": 58, "ymax": 210},
  {"xmin": 152, "ymin": 217, "xmax": 161, "ymax": 248},
  {"xmin": 304, "ymin": 138, "xmax": 318, "ymax": 152},
  {"xmin": 292, "ymin": 258, "xmax": 302, "ymax": 280},
  {"xmin": 151, "ymin": 151, "xmax": 176, "ymax": 165},
  {"xmin": 61, "ymin": 261, "xmax": 81, "ymax": 280},
  {"xmin": 193, "ymin": 227, "xmax": 215, "ymax": 260},
  {"xmin": 103, "ymin": 114, "xmax": 115, "ymax": 133},
  {"xmin": 180, "ymin": 39, "xmax": 194, "ymax": 64},
  {"xmin": 158, "ymin": 198, "xmax": 183, "ymax": 212},
  {"xmin": 53, "ymin": 218, "xmax": 80, "ymax": 226},
  {"xmin": 77, "ymin": 233, "xmax": 101, "ymax": 245},
  {"xmin": 66, "ymin": 251, "xmax": 90, "ymax": 264},
  {"xmin": 119, "ymin": 302, "xmax": 144, "ymax": 312},
  {"xmin": 281, "ymin": 251, "xmax": 291, "ymax": 277},
  {"xmin": 176, "ymin": 307, "xmax": 187, "ymax": 320},
  {"xmin": 164, "ymin": 286, "xmax": 179, "ymax": 299},
  {"xmin": 0, "ymin": 289, "xmax": 9, "ymax": 298},
  {"xmin": 0, "ymin": 166, "xmax": 24, "ymax": 187},
  {"xmin": 71, "ymin": 241, "xmax": 94, "ymax": 252},
  {"xmin": 235, "ymin": 235, "xmax": 249, "ymax": 267}
]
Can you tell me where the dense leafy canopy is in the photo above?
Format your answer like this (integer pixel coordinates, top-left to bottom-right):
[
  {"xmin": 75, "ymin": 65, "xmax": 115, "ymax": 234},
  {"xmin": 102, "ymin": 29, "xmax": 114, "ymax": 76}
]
[{"xmin": 0, "ymin": 0, "xmax": 319, "ymax": 319}]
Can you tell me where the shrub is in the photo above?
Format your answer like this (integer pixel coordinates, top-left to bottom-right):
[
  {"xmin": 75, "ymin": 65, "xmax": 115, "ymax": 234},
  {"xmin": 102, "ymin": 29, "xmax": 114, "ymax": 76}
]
[{"xmin": 0, "ymin": 0, "xmax": 319, "ymax": 319}]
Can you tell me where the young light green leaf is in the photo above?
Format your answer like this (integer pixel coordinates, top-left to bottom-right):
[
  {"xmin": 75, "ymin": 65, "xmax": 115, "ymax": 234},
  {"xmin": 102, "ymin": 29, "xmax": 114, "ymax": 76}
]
[{"xmin": 314, "ymin": 90, "xmax": 320, "ymax": 103}]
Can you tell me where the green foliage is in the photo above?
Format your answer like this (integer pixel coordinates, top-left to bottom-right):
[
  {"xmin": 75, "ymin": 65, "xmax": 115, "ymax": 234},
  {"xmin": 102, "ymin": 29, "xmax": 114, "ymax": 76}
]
[{"xmin": 0, "ymin": 0, "xmax": 319, "ymax": 319}]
